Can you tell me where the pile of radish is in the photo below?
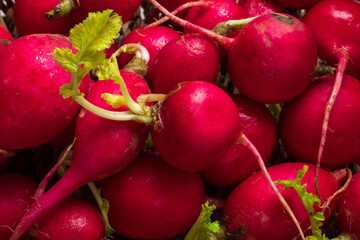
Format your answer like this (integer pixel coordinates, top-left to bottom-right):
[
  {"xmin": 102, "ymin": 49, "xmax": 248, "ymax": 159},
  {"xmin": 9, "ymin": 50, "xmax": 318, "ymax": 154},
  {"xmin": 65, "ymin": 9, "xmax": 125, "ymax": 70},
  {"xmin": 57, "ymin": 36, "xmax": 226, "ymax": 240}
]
[{"xmin": 0, "ymin": 0, "xmax": 359, "ymax": 239}]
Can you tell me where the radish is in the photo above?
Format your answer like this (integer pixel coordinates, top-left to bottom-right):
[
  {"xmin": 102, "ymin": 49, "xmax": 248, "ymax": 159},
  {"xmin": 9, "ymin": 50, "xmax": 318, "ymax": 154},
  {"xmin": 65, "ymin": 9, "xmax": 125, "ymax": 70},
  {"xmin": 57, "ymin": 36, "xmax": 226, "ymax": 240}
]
[
  {"xmin": 150, "ymin": 80, "xmax": 241, "ymax": 172},
  {"xmin": 100, "ymin": 152, "xmax": 205, "ymax": 239},
  {"xmin": 242, "ymin": 0, "xmax": 289, "ymax": 18},
  {"xmin": 13, "ymin": 0, "xmax": 74, "ymax": 36},
  {"xmin": 0, "ymin": 23, "xmax": 13, "ymax": 50},
  {"xmin": 0, "ymin": 173, "xmax": 37, "ymax": 240},
  {"xmin": 222, "ymin": 162, "xmax": 340, "ymax": 240},
  {"xmin": 116, "ymin": 25, "xmax": 181, "ymax": 84},
  {"xmin": 46, "ymin": 0, "xmax": 142, "ymax": 25},
  {"xmin": 279, "ymin": 74, "xmax": 360, "ymax": 169},
  {"xmin": 150, "ymin": 0, "xmax": 318, "ymax": 104},
  {"xmin": 0, "ymin": 34, "xmax": 89, "ymax": 150},
  {"xmin": 201, "ymin": 94, "xmax": 277, "ymax": 186},
  {"xmin": 35, "ymin": 197, "xmax": 105, "ymax": 240},
  {"xmin": 274, "ymin": 0, "xmax": 321, "ymax": 9},
  {"xmin": 8, "ymin": 11, "xmax": 151, "ymax": 239},
  {"xmin": 337, "ymin": 171, "xmax": 360, "ymax": 238},
  {"xmin": 151, "ymin": 33, "xmax": 220, "ymax": 94}
]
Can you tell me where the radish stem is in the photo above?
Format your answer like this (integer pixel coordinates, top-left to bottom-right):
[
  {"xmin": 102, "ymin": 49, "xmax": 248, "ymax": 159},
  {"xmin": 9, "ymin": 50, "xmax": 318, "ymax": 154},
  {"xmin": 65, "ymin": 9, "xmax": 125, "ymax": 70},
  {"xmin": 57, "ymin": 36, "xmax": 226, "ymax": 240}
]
[
  {"xmin": 314, "ymin": 48, "xmax": 349, "ymax": 196},
  {"xmin": 240, "ymin": 134, "xmax": 305, "ymax": 240}
]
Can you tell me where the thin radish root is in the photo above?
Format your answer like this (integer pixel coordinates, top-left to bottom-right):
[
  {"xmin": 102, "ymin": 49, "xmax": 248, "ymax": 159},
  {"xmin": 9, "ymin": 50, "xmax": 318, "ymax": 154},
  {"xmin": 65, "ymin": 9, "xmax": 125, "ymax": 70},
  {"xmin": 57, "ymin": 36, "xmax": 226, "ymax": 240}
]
[
  {"xmin": 314, "ymin": 48, "xmax": 349, "ymax": 196},
  {"xmin": 240, "ymin": 134, "xmax": 306, "ymax": 240}
]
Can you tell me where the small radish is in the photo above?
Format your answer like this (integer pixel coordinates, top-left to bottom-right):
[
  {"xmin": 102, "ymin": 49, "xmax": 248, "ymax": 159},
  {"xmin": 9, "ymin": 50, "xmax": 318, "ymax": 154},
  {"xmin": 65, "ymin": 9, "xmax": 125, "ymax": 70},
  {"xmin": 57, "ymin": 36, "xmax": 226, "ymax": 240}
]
[
  {"xmin": 150, "ymin": 1, "xmax": 318, "ymax": 104},
  {"xmin": 151, "ymin": 33, "xmax": 220, "ymax": 94},
  {"xmin": 242, "ymin": 0, "xmax": 289, "ymax": 18},
  {"xmin": 274, "ymin": 0, "xmax": 321, "ymax": 9},
  {"xmin": 0, "ymin": 34, "xmax": 89, "ymax": 150},
  {"xmin": 279, "ymin": 74, "xmax": 360, "ymax": 169},
  {"xmin": 337, "ymin": 171, "xmax": 360, "ymax": 238},
  {"xmin": 222, "ymin": 162, "xmax": 340, "ymax": 240},
  {"xmin": 201, "ymin": 94, "xmax": 277, "ymax": 186},
  {"xmin": 35, "ymin": 197, "xmax": 105, "ymax": 240},
  {"xmin": 116, "ymin": 25, "xmax": 181, "ymax": 84},
  {"xmin": 150, "ymin": 81, "xmax": 241, "ymax": 172},
  {"xmin": 0, "ymin": 23, "xmax": 14, "ymax": 50},
  {"xmin": 0, "ymin": 173, "xmax": 37, "ymax": 240},
  {"xmin": 46, "ymin": 0, "xmax": 142, "ymax": 25},
  {"xmin": 100, "ymin": 153, "xmax": 205, "ymax": 239},
  {"xmin": 13, "ymin": 0, "xmax": 74, "ymax": 36}
]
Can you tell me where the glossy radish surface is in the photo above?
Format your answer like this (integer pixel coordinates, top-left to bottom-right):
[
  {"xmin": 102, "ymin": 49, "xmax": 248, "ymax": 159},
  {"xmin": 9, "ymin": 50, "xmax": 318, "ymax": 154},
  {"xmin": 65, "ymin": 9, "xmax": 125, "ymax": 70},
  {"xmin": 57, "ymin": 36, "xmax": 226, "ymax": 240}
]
[
  {"xmin": 100, "ymin": 153, "xmax": 205, "ymax": 239},
  {"xmin": 243, "ymin": 0, "xmax": 288, "ymax": 17},
  {"xmin": 279, "ymin": 75, "xmax": 360, "ymax": 169},
  {"xmin": 36, "ymin": 197, "xmax": 105, "ymax": 240},
  {"xmin": 0, "ymin": 34, "xmax": 89, "ymax": 150},
  {"xmin": 223, "ymin": 162, "xmax": 339, "ymax": 240},
  {"xmin": 274, "ymin": 0, "xmax": 321, "ymax": 9},
  {"xmin": 0, "ymin": 24, "xmax": 14, "ymax": 51},
  {"xmin": 150, "ymin": 81, "xmax": 240, "ymax": 172}
]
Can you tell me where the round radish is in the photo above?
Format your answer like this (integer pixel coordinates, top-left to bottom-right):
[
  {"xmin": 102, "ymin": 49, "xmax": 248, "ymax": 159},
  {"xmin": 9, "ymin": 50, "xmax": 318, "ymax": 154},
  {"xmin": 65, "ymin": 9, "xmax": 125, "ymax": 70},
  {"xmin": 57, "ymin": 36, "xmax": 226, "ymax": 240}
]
[
  {"xmin": 0, "ymin": 34, "xmax": 89, "ymax": 150},
  {"xmin": 35, "ymin": 197, "xmax": 105, "ymax": 240},
  {"xmin": 0, "ymin": 173, "xmax": 37, "ymax": 240},
  {"xmin": 151, "ymin": 33, "xmax": 220, "ymax": 94},
  {"xmin": 150, "ymin": 81, "xmax": 240, "ymax": 172},
  {"xmin": 116, "ymin": 25, "xmax": 181, "ymax": 84},
  {"xmin": 9, "ymin": 70, "xmax": 151, "ymax": 240},
  {"xmin": 223, "ymin": 162, "xmax": 339, "ymax": 240},
  {"xmin": 201, "ymin": 94, "xmax": 277, "ymax": 186},
  {"xmin": 337, "ymin": 171, "xmax": 360, "ymax": 238},
  {"xmin": 14, "ymin": 0, "xmax": 74, "ymax": 36},
  {"xmin": 302, "ymin": 0, "xmax": 360, "ymax": 79},
  {"xmin": 279, "ymin": 74, "xmax": 360, "ymax": 169},
  {"xmin": 100, "ymin": 153, "xmax": 205, "ymax": 239}
]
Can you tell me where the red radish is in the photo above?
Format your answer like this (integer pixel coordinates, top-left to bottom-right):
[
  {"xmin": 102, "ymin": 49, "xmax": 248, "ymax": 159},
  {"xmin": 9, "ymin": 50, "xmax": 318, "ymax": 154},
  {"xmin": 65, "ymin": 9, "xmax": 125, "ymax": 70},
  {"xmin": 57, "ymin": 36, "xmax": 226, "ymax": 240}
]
[
  {"xmin": 337, "ymin": 171, "xmax": 360, "ymax": 238},
  {"xmin": 151, "ymin": 33, "xmax": 220, "ymax": 94},
  {"xmin": 100, "ymin": 153, "xmax": 205, "ymax": 239},
  {"xmin": 0, "ymin": 173, "xmax": 37, "ymax": 240},
  {"xmin": 150, "ymin": 81, "xmax": 241, "ymax": 172},
  {"xmin": 35, "ymin": 197, "xmax": 105, "ymax": 240},
  {"xmin": 0, "ymin": 34, "xmax": 89, "ymax": 150},
  {"xmin": 222, "ymin": 162, "xmax": 340, "ymax": 240},
  {"xmin": 243, "ymin": 0, "xmax": 289, "ymax": 17},
  {"xmin": 201, "ymin": 94, "xmax": 277, "ymax": 186},
  {"xmin": 184, "ymin": 0, "xmax": 246, "ymax": 33},
  {"xmin": 274, "ymin": 0, "xmax": 321, "ymax": 9},
  {"xmin": 279, "ymin": 74, "xmax": 360, "ymax": 169},
  {"xmin": 10, "ymin": 70, "xmax": 151, "ymax": 240},
  {"xmin": 13, "ymin": 0, "xmax": 74, "ymax": 36},
  {"xmin": 149, "ymin": 1, "xmax": 318, "ymax": 104},
  {"xmin": 302, "ymin": 0, "xmax": 360, "ymax": 79},
  {"xmin": 116, "ymin": 25, "xmax": 181, "ymax": 84},
  {"xmin": 46, "ymin": 0, "xmax": 142, "ymax": 25},
  {"xmin": 0, "ymin": 24, "xmax": 14, "ymax": 51}
]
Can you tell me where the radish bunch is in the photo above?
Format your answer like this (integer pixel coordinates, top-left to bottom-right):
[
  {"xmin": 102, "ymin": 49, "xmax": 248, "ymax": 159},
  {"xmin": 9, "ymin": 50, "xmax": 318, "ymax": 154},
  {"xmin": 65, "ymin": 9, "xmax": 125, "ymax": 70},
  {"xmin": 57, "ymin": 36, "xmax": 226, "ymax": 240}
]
[{"xmin": 0, "ymin": 0, "xmax": 359, "ymax": 239}]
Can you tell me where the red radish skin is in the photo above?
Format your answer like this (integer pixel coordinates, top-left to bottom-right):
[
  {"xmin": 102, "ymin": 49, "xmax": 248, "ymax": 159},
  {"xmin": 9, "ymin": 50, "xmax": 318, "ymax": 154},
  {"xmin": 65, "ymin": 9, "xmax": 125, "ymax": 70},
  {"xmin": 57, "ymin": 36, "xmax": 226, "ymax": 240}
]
[
  {"xmin": 302, "ymin": 0, "xmax": 360, "ymax": 79},
  {"xmin": 223, "ymin": 162, "xmax": 339, "ymax": 240},
  {"xmin": 151, "ymin": 33, "xmax": 220, "ymax": 94},
  {"xmin": 0, "ymin": 173, "xmax": 37, "ymax": 240},
  {"xmin": 274, "ymin": 0, "xmax": 321, "ymax": 9},
  {"xmin": 10, "ymin": 70, "xmax": 151, "ymax": 240},
  {"xmin": 201, "ymin": 94, "xmax": 277, "ymax": 186},
  {"xmin": 184, "ymin": 0, "xmax": 246, "ymax": 33},
  {"xmin": 150, "ymin": 81, "xmax": 241, "ymax": 172},
  {"xmin": 337, "ymin": 171, "xmax": 360, "ymax": 238},
  {"xmin": 149, "ymin": 2, "xmax": 318, "ymax": 104},
  {"xmin": 36, "ymin": 198, "xmax": 105, "ymax": 240},
  {"xmin": 279, "ymin": 75, "xmax": 360, "ymax": 169},
  {"xmin": 243, "ymin": 0, "xmax": 289, "ymax": 18},
  {"xmin": 0, "ymin": 34, "xmax": 89, "ymax": 150},
  {"xmin": 227, "ymin": 13, "xmax": 318, "ymax": 103},
  {"xmin": 117, "ymin": 25, "xmax": 181, "ymax": 83},
  {"xmin": 14, "ymin": 0, "xmax": 74, "ymax": 35},
  {"xmin": 0, "ymin": 24, "xmax": 14, "ymax": 51},
  {"xmin": 100, "ymin": 153, "xmax": 205, "ymax": 239}
]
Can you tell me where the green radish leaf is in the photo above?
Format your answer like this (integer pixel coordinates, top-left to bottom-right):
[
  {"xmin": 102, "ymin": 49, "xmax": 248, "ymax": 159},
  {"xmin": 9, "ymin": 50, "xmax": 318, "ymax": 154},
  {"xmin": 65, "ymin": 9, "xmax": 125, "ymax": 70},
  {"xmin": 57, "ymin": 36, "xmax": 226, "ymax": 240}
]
[
  {"xmin": 101, "ymin": 93, "xmax": 127, "ymax": 108},
  {"xmin": 54, "ymin": 9, "xmax": 122, "ymax": 99},
  {"xmin": 185, "ymin": 202, "xmax": 221, "ymax": 240}
]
